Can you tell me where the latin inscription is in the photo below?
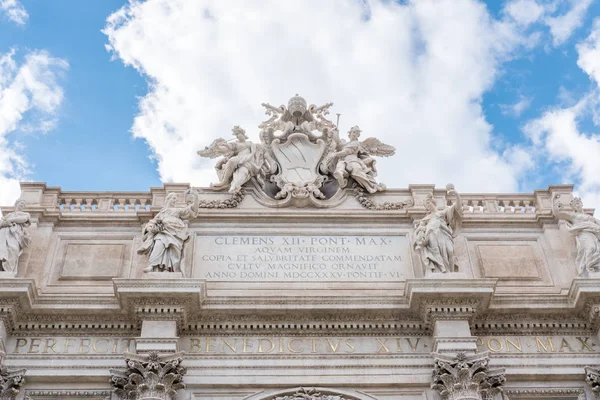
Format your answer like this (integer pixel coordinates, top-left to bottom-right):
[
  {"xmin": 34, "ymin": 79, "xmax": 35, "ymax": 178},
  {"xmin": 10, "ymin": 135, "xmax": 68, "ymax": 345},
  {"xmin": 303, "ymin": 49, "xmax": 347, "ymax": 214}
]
[
  {"xmin": 181, "ymin": 336, "xmax": 430, "ymax": 354},
  {"xmin": 9, "ymin": 337, "xmax": 135, "ymax": 354},
  {"xmin": 476, "ymin": 336, "xmax": 597, "ymax": 353},
  {"xmin": 194, "ymin": 235, "xmax": 410, "ymax": 281},
  {"xmin": 8, "ymin": 336, "xmax": 598, "ymax": 355}
]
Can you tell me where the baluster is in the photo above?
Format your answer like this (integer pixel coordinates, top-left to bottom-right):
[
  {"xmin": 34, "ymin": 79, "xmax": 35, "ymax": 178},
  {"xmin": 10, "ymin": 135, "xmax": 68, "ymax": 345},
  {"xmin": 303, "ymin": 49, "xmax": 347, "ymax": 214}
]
[
  {"xmin": 73, "ymin": 198, "xmax": 82, "ymax": 212},
  {"xmin": 116, "ymin": 198, "xmax": 126, "ymax": 211}
]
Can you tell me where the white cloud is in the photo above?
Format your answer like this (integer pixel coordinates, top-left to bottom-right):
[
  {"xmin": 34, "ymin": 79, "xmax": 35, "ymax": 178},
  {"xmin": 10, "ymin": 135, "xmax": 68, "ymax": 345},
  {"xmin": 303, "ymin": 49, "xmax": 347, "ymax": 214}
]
[
  {"xmin": 545, "ymin": 0, "xmax": 593, "ymax": 46},
  {"xmin": 577, "ymin": 19, "xmax": 600, "ymax": 87},
  {"xmin": 0, "ymin": 49, "xmax": 68, "ymax": 206},
  {"xmin": 103, "ymin": 0, "xmax": 540, "ymax": 195},
  {"xmin": 500, "ymin": 95, "xmax": 533, "ymax": 117},
  {"xmin": 505, "ymin": 0, "xmax": 545, "ymax": 26},
  {"xmin": 0, "ymin": 0, "xmax": 28, "ymax": 26},
  {"xmin": 523, "ymin": 19, "xmax": 600, "ymax": 213}
]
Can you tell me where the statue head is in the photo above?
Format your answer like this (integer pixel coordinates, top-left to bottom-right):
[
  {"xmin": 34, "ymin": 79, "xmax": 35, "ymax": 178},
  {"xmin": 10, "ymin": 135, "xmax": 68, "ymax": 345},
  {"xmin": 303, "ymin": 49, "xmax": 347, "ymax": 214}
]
[
  {"xmin": 570, "ymin": 197, "xmax": 584, "ymax": 212},
  {"xmin": 423, "ymin": 193, "xmax": 437, "ymax": 213},
  {"xmin": 165, "ymin": 193, "xmax": 178, "ymax": 207},
  {"xmin": 348, "ymin": 126, "xmax": 361, "ymax": 141},
  {"xmin": 232, "ymin": 126, "xmax": 248, "ymax": 141},
  {"xmin": 288, "ymin": 94, "xmax": 307, "ymax": 118},
  {"xmin": 14, "ymin": 199, "xmax": 26, "ymax": 211}
]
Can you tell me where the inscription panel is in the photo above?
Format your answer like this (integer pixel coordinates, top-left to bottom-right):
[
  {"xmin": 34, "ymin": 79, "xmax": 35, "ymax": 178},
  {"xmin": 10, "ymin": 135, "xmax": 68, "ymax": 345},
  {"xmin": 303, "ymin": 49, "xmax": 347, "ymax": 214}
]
[
  {"xmin": 61, "ymin": 243, "xmax": 124, "ymax": 279},
  {"xmin": 478, "ymin": 244, "xmax": 540, "ymax": 279},
  {"xmin": 193, "ymin": 234, "xmax": 410, "ymax": 281}
]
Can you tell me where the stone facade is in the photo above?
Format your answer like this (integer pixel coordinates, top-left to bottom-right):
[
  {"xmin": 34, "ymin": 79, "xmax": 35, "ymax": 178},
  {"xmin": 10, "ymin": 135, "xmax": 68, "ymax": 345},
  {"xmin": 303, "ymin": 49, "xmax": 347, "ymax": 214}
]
[
  {"xmin": 1, "ymin": 96, "xmax": 600, "ymax": 399},
  {"xmin": 0, "ymin": 180, "xmax": 597, "ymax": 400}
]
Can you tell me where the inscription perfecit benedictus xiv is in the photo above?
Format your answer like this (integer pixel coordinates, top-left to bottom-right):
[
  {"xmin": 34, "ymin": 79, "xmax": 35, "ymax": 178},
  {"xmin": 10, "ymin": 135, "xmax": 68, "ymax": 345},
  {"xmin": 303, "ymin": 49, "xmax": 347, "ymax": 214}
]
[
  {"xmin": 8, "ymin": 336, "xmax": 598, "ymax": 355},
  {"xmin": 193, "ymin": 234, "xmax": 410, "ymax": 281}
]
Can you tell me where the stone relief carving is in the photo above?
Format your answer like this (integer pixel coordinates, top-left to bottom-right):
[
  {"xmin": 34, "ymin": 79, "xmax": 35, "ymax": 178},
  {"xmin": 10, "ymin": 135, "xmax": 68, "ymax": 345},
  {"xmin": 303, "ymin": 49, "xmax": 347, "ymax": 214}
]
[
  {"xmin": 137, "ymin": 190, "xmax": 200, "ymax": 273},
  {"xmin": 109, "ymin": 351, "xmax": 186, "ymax": 400},
  {"xmin": 413, "ymin": 184, "xmax": 463, "ymax": 274},
  {"xmin": 431, "ymin": 352, "xmax": 506, "ymax": 400},
  {"xmin": 353, "ymin": 184, "xmax": 413, "ymax": 210},
  {"xmin": 198, "ymin": 126, "xmax": 268, "ymax": 193},
  {"xmin": 0, "ymin": 199, "xmax": 30, "ymax": 273},
  {"xmin": 586, "ymin": 366, "xmax": 600, "ymax": 396},
  {"xmin": 0, "ymin": 364, "xmax": 26, "ymax": 400},
  {"xmin": 553, "ymin": 195, "xmax": 600, "ymax": 276},
  {"xmin": 271, "ymin": 387, "xmax": 356, "ymax": 400},
  {"xmin": 199, "ymin": 95, "xmax": 396, "ymax": 208}
]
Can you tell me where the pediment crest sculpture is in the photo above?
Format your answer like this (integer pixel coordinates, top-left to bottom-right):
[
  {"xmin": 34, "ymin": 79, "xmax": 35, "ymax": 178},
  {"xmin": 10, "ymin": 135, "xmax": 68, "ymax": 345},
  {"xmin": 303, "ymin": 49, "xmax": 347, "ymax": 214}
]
[{"xmin": 199, "ymin": 95, "xmax": 395, "ymax": 208}]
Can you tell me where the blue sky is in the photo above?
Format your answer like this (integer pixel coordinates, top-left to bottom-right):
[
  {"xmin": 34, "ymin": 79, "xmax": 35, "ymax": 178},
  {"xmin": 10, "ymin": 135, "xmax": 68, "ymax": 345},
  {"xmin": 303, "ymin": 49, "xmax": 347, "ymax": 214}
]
[{"xmin": 1, "ymin": 0, "xmax": 600, "ymax": 210}]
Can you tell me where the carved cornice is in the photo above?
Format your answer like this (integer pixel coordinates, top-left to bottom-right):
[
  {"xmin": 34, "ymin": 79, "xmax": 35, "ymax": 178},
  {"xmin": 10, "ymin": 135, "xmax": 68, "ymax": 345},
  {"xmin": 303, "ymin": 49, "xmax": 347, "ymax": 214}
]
[
  {"xmin": 431, "ymin": 351, "xmax": 506, "ymax": 400},
  {"xmin": 405, "ymin": 279, "xmax": 497, "ymax": 325},
  {"xmin": 25, "ymin": 389, "xmax": 111, "ymax": 398},
  {"xmin": 505, "ymin": 388, "xmax": 585, "ymax": 398},
  {"xmin": 109, "ymin": 351, "xmax": 186, "ymax": 400},
  {"xmin": 112, "ymin": 278, "xmax": 206, "ymax": 332}
]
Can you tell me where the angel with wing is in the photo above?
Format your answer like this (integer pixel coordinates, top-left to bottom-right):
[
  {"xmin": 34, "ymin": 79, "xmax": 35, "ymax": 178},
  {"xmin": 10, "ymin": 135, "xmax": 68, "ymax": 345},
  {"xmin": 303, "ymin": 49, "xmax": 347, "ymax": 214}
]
[
  {"xmin": 321, "ymin": 126, "xmax": 395, "ymax": 194},
  {"xmin": 198, "ymin": 126, "xmax": 267, "ymax": 193}
]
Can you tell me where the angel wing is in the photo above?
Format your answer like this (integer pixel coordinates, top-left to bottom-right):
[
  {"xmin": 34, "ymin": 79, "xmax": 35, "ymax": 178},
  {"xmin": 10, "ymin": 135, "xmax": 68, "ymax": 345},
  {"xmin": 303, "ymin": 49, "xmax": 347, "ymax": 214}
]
[
  {"xmin": 197, "ymin": 138, "xmax": 229, "ymax": 158},
  {"xmin": 359, "ymin": 137, "xmax": 396, "ymax": 157}
]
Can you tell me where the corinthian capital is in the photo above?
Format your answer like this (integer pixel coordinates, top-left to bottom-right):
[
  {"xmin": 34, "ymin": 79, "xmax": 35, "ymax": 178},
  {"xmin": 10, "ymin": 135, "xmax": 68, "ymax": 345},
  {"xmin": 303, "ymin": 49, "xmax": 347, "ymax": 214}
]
[
  {"xmin": 0, "ymin": 365, "xmax": 26, "ymax": 400},
  {"xmin": 109, "ymin": 351, "xmax": 186, "ymax": 400},
  {"xmin": 586, "ymin": 366, "xmax": 600, "ymax": 396},
  {"xmin": 431, "ymin": 352, "xmax": 506, "ymax": 400}
]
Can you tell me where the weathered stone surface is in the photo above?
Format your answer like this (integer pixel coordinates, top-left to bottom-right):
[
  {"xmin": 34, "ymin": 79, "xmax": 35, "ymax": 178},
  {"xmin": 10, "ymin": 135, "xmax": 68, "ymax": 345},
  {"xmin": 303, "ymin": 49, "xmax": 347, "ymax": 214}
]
[{"xmin": 0, "ymin": 176, "xmax": 598, "ymax": 398}]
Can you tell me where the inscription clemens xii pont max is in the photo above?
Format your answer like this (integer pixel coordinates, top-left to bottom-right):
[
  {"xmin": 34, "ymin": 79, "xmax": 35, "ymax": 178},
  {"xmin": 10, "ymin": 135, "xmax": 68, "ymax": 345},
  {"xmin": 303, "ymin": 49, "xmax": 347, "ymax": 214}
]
[{"xmin": 193, "ymin": 235, "xmax": 410, "ymax": 281}]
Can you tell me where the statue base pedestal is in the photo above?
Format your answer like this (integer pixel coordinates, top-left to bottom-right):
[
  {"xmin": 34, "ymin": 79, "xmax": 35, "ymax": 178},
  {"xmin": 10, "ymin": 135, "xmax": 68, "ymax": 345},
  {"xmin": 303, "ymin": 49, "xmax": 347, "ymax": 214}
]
[
  {"xmin": 142, "ymin": 271, "xmax": 184, "ymax": 279},
  {"xmin": 425, "ymin": 272, "xmax": 469, "ymax": 279}
]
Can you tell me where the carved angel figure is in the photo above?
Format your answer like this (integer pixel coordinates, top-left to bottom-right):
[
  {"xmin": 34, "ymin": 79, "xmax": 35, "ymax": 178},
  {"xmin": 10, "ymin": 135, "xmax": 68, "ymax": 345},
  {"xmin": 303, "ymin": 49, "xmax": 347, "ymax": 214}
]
[
  {"xmin": 260, "ymin": 94, "xmax": 334, "ymax": 137},
  {"xmin": 321, "ymin": 126, "xmax": 395, "ymax": 193},
  {"xmin": 553, "ymin": 195, "xmax": 600, "ymax": 276},
  {"xmin": 198, "ymin": 126, "xmax": 266, "ymax": 193},
  {"xmin": 412, "ymin": 185, "xmax": 463, "ymax": 274},
  {"xmin": 137, "ymin": 190, "xmax": 200, "ymax": 273},
  {"xmin": 0, "ymin": 199, "xmax": 31, "ymax": 273}
]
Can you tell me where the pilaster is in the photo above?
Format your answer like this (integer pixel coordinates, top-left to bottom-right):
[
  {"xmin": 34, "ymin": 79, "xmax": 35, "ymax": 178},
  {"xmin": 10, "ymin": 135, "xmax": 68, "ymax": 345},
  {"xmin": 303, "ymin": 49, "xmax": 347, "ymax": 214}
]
[{"xmin": 405, "ymin": 278, "xmax": 496, "ymax": 356}]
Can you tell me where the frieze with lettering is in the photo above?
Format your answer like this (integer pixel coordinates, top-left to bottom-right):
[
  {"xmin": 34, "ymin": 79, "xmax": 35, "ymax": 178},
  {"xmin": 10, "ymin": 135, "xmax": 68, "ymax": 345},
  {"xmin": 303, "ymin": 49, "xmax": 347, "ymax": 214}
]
[
  {"xmin": 476, "ymin": 336, "xmax": 598, "ymax": 353},
  {"xmin": 193, "ymin": 234, "xmax": 411, "ymax": 281},
  {"xmin": 9, "ymin": 335, "xmax": 597, "ymax": 355}
]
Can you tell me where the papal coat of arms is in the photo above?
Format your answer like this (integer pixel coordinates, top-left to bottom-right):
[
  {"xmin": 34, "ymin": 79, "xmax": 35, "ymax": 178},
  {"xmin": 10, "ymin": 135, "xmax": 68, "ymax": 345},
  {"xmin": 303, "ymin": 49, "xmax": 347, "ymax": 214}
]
[{"xmin": 198, "ymin": 95, "xmax": 395, "ymax": 207}]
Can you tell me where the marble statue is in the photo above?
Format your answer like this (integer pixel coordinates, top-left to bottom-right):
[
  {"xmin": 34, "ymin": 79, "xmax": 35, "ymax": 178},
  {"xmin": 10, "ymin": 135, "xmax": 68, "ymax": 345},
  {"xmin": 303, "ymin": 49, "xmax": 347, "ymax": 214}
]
[
  {"xmin": 553, "ymin": 195, "xmax": 600, "ymax": 275},
  {"xmin": 198, "ymin": 126, "xmax": 266, "ymax": 193},
  {"xmin": 138, "ymin": 190, "xmax": 200, "ymax": 273},
  {"xmin": 321, "ymin": 126, "xmax": 395, "ymax": 194},
  {"xmin": 0, "ymin": 199, "xmax": 31, "ymax": 273},
  {"xmin": 200, "ymin": 95, "xmax": 398, "ymax": 207},
  {"xmin": 413, "ymin": 185, "xmax": 463, "ymax": 274},
  {"xmin": 260, "ymin": 94, "xmax": 335, "ymax": 138}
]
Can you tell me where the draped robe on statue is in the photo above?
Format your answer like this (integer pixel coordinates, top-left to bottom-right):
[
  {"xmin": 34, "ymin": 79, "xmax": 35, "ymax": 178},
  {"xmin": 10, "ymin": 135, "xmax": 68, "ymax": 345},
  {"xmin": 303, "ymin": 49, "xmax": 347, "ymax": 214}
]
[
  {"xmin": 138, "ymin": 206, "xmax": 195, "ymax": 273},
  {"xmin": 564, "ymin": 215, "xmax": 600, "ymax": 275},
  {"xmin": 0, "ymin": 211, "xmax": 31, "ymax": 272},
  {"xmin": 413, "ymin": 204, "xmax": 461, "ymax": 273}
]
